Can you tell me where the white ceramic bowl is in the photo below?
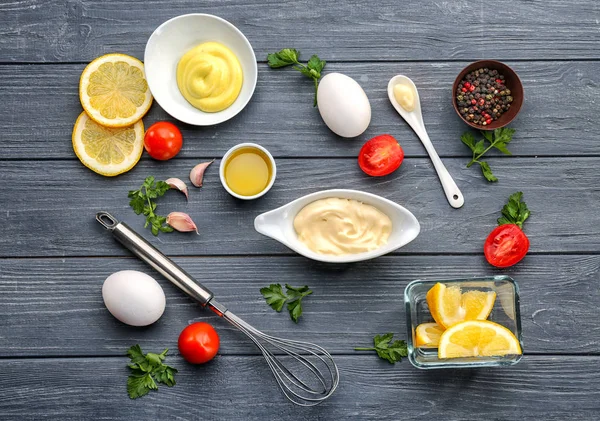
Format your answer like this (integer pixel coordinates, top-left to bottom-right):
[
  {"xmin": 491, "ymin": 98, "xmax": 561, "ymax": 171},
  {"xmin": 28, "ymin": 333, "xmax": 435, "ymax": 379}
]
[
  {"xmin": 144, "ymin": 14, "xmax": 258, "ymax": 126},
  {"xmin": 254, "ymin": 189, "xmax": 420, "ymax": 263},
  {"xmin": 220, "ymin": 143, "xmax": 277, "ymax": 200}
]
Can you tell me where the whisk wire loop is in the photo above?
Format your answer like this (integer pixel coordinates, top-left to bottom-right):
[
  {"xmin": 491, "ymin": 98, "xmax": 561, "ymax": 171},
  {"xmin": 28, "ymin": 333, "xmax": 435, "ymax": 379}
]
[{"xmin": 224, "ymin": 311, "xmax": 339, "ymax": 407}]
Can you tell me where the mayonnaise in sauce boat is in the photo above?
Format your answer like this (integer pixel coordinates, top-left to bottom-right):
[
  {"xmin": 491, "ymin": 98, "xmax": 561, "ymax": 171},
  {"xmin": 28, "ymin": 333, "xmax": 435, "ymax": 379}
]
[{"xmin": 254, "ymin": 189, "xmax": 420, "ymax": 263}]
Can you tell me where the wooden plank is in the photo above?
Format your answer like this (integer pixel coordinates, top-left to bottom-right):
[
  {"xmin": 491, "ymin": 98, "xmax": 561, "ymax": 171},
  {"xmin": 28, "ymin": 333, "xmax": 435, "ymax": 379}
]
[
  {"xmin": 1, "ymin": 0, "xmax": 599, "ymax": 63},
  {"xmin": 0, "ymin": 255, "xmax": 598, "ymax": 356},
  {"xmin": 1, "ymin": 61, "xmax": 599, "ymax": 159},
  {"xmin": 0, "ymin": 157, "xmax": 598, "ymax": 257},
  {"xmin": 0, "ymin": 355, "xmax": 598, "ymax": 420}
]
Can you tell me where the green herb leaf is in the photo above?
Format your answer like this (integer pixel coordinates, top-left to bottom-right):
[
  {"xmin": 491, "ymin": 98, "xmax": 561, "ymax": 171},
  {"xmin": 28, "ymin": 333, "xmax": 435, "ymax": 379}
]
[
  {"xmin": 295, "ymin": 65, "xmax": 314, "ymax": 79},
  {"xmin": 260, "ymin": 283, "xmax": 313, "ymax": 322},
  {"xmin": 126, "ymin": 345, "xmax": 177, "ymax": 399},
  {"xmin": 128, "ymin": 177, "xmax": 174, "ymax": 236},
  {"xmin": 260, "ymin": 284, "xmax": 288, "ymax": 312},
  {"xmin": 267, "ymin": 49, "xmax": 299, "ymax": 68},
  {"xmin": 461, "ymin": 127, "xmax": 516, "ymax": 181},
  {"xmin": 493, "ymin": 142, "xmax": 512, "ymax": 155},
  {"xmin": 473, "ymin": 140, "xmax": 486, "ymax": 155},
  {"xmin": 128, "ymin": 194, "xmax": 146, "ymax": 215},
  {"xmin": 127, "ymin": 373, "xmax": 157, "ymax": 399},
  {"xmin": 460, "ymin": 132, "xmax": 476, "ymax": 150},
  {"xmin": 285, "ymin": 284, "xmax": 313, "ymax": 323},
  {"xmin": 285, "ymin": 284, "xmax": 312, "ymax": 300},
  {"xmin": 497, "ymin": 191, "xmax": 530, "ymax": 228},
  {"xmin": 307, "ymin": 55, "xmax": 326, "ymax": 77},
  {"xmin": 287, "ymin": 299, "xmax": 303, "ymax": 323},
  {"xmin": 479, "ymin": 161, "xmax": 498, "ymax": 182},
  {"xmin": 153, "ymin": 365, "xmax": 178, "ymax": 387},
  {"xmin": 267, "ymin": 48, "xmax": 326, "ymax": 106},
  {"xmin": 127, "ymin": 344, "xmax": 146, "ymax": 365},
  {"xmin": 354, "ymin": 333, "xmax": 408, "ymax": 364}
]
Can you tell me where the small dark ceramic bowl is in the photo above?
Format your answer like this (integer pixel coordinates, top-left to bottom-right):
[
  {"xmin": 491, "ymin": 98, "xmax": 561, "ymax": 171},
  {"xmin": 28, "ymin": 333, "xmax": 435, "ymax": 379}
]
[{"xmin": 452, "ymin": 60, "xmax": 523, "ymax": 130}]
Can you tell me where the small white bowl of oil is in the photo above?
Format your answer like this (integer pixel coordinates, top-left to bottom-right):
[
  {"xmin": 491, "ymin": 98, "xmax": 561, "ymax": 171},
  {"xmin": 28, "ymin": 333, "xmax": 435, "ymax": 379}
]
[{"xmin": 219, "ymin": 143, "xmax": 276, "ymax": 200}]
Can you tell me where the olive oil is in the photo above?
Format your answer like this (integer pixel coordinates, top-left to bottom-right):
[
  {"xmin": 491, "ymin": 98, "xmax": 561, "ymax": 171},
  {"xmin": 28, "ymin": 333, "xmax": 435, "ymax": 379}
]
[{"xmin": 224, "ymin": 146, "xmax": 272, "ymax": 196}]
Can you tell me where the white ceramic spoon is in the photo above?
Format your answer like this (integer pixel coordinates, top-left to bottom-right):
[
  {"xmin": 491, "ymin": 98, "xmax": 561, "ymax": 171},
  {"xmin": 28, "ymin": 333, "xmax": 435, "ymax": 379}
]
[{"xmin": 387, "ymin": 75, "xmax": 464, "ymax": 209}]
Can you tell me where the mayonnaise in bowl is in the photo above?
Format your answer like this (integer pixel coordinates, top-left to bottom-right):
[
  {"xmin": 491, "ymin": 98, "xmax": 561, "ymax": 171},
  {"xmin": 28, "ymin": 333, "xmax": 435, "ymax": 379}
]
[
  {"xmin": 254, "ymin": 189, "xmax": 420, "ymax": 263},
  {"xmin": 293, "ymin": 198, "xmax": 392, "ymax": 255}
]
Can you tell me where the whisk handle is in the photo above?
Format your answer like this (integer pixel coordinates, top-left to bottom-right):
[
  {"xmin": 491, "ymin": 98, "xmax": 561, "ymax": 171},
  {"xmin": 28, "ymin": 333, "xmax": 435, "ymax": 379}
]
[{"xmin": 96, "ymin": 211, "xmax": 214, "ymax": 306}]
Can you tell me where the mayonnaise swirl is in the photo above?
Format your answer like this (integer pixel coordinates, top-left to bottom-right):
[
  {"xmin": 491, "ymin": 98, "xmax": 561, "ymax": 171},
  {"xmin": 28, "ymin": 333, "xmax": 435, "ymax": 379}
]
[
  {"xmin": 176, "ymin": 42, "xmax": 243, "ymax": 113},
  {"xmin": 293, "ymin": 198, "xmax": 392, "ymax": 255}
]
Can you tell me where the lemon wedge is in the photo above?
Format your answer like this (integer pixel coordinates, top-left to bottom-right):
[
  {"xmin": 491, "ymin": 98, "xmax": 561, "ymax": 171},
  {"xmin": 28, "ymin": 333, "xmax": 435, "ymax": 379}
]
[
  {"xmin": 72, "ymin": 111, "xmax": 144, "ymax": 176},
  {"xmin": 438, "ymin": 320, "xmax": 522, "ymax": 359},
  {"xmin": 426, "ymin": 282, "xmax": 496, "ymax": 329},
  {"xmin": 415, "ymin": 322, "xmax": 444, "ymax": 347},
  {"xmin": 79, "ymin": 53, "xmax": 152, "ymax": 127}
]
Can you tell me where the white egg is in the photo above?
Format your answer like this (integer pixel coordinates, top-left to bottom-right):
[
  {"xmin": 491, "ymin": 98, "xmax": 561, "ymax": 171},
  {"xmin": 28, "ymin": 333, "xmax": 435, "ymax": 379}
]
[
  {"xmin": 102, "ymin": 270, "xmax": 166, "ymax": 326},
  {"xmin": 317, "ymin": 72, "xmax": 371, "ymax": 138}
]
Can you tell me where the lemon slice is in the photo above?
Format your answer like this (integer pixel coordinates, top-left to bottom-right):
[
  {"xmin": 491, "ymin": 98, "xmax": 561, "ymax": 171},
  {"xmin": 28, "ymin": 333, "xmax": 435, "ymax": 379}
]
[
  {"xmin": 79, "ymin": 53, "xmax": 152, "ymax": 127},
  {"xmin": 426, "ymin": 283, "xmax": 496, "ymax": 329},
  {"xmin": 438, "ymin": 320, "xmax": 522, "ymax": 359},
  {"xmin": 72, "ymin": 111, "xmax": 144, "ymax": 176},
  {"xmin": 415, "ymin": 322, "xmax": 444, "ymax": 347}
]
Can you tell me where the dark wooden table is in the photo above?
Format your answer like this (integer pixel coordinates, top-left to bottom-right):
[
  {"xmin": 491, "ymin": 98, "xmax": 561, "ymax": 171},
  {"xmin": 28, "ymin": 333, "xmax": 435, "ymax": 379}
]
[{"xmin": 1, "ymin": 1, "xmax": 599, "ymax": 419}]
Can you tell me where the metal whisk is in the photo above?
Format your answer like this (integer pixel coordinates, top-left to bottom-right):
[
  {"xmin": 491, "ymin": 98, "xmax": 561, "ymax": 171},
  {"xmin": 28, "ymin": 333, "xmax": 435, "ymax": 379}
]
[{"xmin": 96, "ymin": 212, "xmax": 339, "ymax": 406}]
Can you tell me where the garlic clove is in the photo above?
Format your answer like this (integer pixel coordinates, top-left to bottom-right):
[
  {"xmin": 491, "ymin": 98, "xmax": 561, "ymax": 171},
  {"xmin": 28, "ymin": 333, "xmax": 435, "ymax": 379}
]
[
  {"xmin": 165, "ymin": 178, "xmax": 189, "ymax": 200},
  {"xmin": 166, "ymin": 212, "xmax": 199, "ymax": 235},
  {"xmin": 189, "ymin": 159, "xmax": 215, "ymax": 188}
]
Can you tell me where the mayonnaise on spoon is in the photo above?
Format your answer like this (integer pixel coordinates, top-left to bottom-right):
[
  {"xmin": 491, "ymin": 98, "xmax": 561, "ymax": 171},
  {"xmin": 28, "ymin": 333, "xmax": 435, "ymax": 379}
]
[{"xmin": 387, "ymin": 75, "xmax": 464, "ymax": 209}]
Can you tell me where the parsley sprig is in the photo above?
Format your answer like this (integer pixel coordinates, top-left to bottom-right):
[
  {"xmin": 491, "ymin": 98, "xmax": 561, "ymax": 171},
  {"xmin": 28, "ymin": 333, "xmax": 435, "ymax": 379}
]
[
  {"xmin": 260, "ymin": 283, "xmax": 313, "ymax": 323},
  {"xmin": 498, "ymin": 191, "xmax": 530, "ymax": 228},
  {"xmin": 126, "ymin": 345, "xmax": 178, "ymax": 399},
  {"xmin": 267, "ymin": 48, "xmax": 326, "ymax": 106},
  {"xmin": 354, "ymin": 333, "xmax": 408, "ymax": 364},
  {"xmin": 128, "ymin": 176, "xmax": 174, "ymax": 236},
  {"xmin": 461, "ymin": 127, "xmax": 516, "ymax": 182}
]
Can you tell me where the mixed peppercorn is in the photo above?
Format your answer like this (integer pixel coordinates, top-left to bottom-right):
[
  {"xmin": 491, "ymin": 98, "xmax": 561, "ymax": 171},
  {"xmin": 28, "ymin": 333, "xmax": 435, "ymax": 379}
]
[{"xmin": 456, "ymin": 68, "xmax": 513, "ymax": 126}]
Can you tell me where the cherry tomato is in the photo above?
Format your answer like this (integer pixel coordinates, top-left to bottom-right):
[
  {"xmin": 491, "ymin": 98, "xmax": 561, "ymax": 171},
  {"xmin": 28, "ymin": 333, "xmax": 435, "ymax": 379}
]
[
  {"xmin": 484, "ymin": 224, "xmax": 530, "ymax": 268},
  {"xmin": 144, "ymin": 122, "xmax": 183, "ymax": 160},
  {"xmin": 178, "ymin": 322, "xmax": 220, "ymax": 364},
  {"xmin": 358, "ymin": 134, "xmax": 404, "ymax": 177}
]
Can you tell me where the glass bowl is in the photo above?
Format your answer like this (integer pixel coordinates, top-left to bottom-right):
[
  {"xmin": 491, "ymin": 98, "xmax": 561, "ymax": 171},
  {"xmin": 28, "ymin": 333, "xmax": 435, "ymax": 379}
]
[{"xmin": 404, "ymin": 276, "xmax": 522, "ymax": 369}]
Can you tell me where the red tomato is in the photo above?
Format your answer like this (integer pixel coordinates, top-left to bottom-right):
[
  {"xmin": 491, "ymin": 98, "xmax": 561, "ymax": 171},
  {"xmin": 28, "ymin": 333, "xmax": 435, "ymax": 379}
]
[
  {"xmin": 358, "ymin": 134, "xmax": 404, "ymax": 176},
  {"xmin": 178, "ymin": 322, "xmax": 220, "ymax": 364},
  {"xmin": 484, "ymin": 224, "xmax": 530, "ymax": 268},
  {"xmin": 144, "ymin": 122, "xmax": 183, "ymax": 160}
]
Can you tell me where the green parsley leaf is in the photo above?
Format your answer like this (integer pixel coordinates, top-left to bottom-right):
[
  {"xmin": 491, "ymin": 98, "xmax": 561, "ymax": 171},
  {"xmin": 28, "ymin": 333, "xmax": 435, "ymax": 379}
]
[
  {"xmin": 128, "ymin": 176, "xmax": 174, "ymax": 236},
  {"xmin": 260, "ymin": 283, "xmax": 313, "ymax": 322},
  {"xmin": 285, "ymin": 284, "xmax": 313, "ymax": 323},
  {"xmin": 128, "ymin": 194, "xmax": 146, "ymax": 215},
  {"xmin": 152, "ymin": 365, "xmax": 177, "ymax": 387},
  {"xmin": 461, "ymin": 127, "xmax": 516, "ymax": 181},
  {"xmin": 460, "ymin": 132, "xmax": 476, "ymax": 150},
  {"xmin": 285, "ymin": 284, "xmax": 312, "ymax": 300},
  {"xmin": 287, "ymin": 299, "xmax": 304, "ymax": 323},
  {"xmin": 354, "ymin": 333, "xmax": 408, "ymax": 364},
  {"xmin": 127, "ymin": 344, "xmax": 146, "ymax": 365},
  {"xmin": 497, "ymin": 191, "xmax": 530, "ymax": 228},
  {"xmin": 127, "ymin": 373, "xmax": 157, "ymax": 399},
  {"xmin": 307, "ymin": 55, "xmax": 326, "ymax": 77},
  {"xmin": 267, "ymin": 48, "xmax": 326, "ymax": 106},
  {"xmin": 126, "ymin": 345, "xmax": 178, "ymax": 399},
  {"xmin": 267, "ymin": 48, "xmax": 299, "ymax": 68},
  {"xmin": 260, "ymin": 284, "xmax": 288, "ymax": 312},
  {"xmin": 479, "ymin": 161, "xmax": 497, "ymax": 182},
  {"xmin": 473, "ymin": 139, "xmax": 486, "ymax": 156}
]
